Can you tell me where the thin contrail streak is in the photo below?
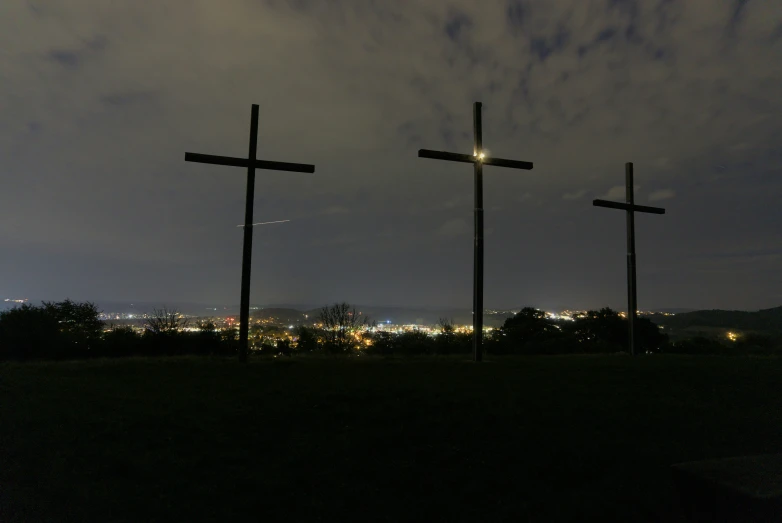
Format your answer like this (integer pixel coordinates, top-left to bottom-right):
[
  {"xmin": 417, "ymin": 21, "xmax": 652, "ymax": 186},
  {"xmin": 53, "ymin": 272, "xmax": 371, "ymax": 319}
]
[{"xmin": 236, "ymin": 220, "xmax": 291, "ymax": 227}]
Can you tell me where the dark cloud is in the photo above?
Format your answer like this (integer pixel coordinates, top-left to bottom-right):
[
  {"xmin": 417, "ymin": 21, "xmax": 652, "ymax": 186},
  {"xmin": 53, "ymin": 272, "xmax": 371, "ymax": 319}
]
[
  {"xmin": 49, "ymin": 49, "xmax": 80, "ymax": 67},
  {"xmin": 1, "ymin": 0, "xmax": 781, "ymax": 310},
  {"xmin": 100, "ymin": 91, "xmax": 158, "ymax": 108},
  {"xmin": 444, "ymin": 10, "xmax": 472, "ymax": 43}
]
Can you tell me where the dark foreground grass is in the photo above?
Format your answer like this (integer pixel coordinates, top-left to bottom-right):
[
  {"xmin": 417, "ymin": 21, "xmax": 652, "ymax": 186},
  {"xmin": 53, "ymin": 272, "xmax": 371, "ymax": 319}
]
[{"xmin": 2, "ymin": 355, "xmax": 782, "ymax": 522}]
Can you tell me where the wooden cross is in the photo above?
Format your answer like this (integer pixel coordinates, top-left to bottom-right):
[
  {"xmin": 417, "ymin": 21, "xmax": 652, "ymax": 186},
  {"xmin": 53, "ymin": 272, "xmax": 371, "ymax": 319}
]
[
  {"xmin": 185, "ymin": 104, "xmax": 315, "ymax": 362},
  {"xmin": 419, "ymin": 102, "xmax": 534, "ymax": 362},
  {"xmin": 593, "ymin": 162, "xmax": 665, "ymax": 356}
]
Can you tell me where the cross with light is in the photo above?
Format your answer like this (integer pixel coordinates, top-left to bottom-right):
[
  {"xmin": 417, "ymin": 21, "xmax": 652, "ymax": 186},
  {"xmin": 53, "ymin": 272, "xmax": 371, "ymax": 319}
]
[{"xmin": 418, "ymin": 102, "xmax": 534, "ymax": 362}]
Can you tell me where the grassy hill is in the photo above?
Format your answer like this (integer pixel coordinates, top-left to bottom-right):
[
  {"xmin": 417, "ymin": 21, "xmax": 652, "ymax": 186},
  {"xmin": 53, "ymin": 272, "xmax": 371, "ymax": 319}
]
[{"xmin": 3, "ymin": 355, "xmax": 782, "ymax": 522}]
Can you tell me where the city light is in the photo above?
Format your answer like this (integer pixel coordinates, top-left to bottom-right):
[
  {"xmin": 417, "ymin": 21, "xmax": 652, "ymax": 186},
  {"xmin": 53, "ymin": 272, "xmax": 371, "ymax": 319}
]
[{"xmin": 86, "ymin": 306, "xmax": 682, "ymax": 347}]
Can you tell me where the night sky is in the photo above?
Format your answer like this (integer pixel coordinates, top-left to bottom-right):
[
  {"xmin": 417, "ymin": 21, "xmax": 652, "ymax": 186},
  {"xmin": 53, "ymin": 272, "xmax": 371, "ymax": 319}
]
[{"xmin": 2, "ymin": 1, "xmax": 781, "ymax": 312}]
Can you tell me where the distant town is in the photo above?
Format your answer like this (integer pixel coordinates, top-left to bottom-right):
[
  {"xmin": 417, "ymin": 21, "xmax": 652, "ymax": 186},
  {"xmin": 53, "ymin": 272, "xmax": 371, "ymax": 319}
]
[{"xmin": 1, "ymin": 296, "xmax": 678, "ymax": 345}]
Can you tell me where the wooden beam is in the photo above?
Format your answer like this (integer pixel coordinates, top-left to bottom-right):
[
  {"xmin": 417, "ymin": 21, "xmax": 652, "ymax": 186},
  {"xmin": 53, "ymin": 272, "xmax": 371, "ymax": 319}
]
[
  {"xmin": 185, "ymin": 152, "xmax": 315, "ymax": 173},
  {"xmin": 592, "ymin": 199, "xmax": 666, "ymax": 215}
]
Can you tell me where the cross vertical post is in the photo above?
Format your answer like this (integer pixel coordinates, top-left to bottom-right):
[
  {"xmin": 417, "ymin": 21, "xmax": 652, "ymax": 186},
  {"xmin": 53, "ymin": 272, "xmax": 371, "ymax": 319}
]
[
  {"xmin": 185, "ymin": 104, "xmax": 315, "ymax": 362},
  {"xmin": 418, "ymin": 102, "xmax": 534, "ymax": 362},
  {"xmin": 238, "ymin": 105, "xmax": 260, "ymax": 363},
  {"xmin": 473, "ymin": 102, "xmax": 484, "ymax": 362},
  {"xmin": 625, "ymin": 163, "xmax": 637, "ymax": 359},
  {"xmin": 593, "ymin": 162, "xmax": 665, "ymax": 356}
]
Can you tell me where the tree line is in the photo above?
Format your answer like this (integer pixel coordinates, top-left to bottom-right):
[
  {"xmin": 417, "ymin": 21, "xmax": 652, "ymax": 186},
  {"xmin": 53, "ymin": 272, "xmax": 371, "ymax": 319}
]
[{"xmin": 1, "ymin": 300, "xmax": 780, "ymax": 361}]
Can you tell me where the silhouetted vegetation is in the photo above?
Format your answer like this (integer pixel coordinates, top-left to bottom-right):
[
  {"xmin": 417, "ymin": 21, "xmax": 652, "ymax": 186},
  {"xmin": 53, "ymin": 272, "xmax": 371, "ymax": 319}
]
[
  {"xmin": 318, "ymin": 302, "xmax": 372, "ymax": 354},
  {"xmin": 2, "ymin": 300, "xmax": 782, "ymax": 361},
  {"xmin": 0, "ymin": 301, "xmax": 237, "ymax": 361},
  {"xmin": 486, "ymin": 307, "xmax": 670, "ymax": 356}
]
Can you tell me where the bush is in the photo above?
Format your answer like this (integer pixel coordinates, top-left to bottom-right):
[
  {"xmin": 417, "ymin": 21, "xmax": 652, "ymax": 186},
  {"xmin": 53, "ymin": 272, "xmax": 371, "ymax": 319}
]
[
  {"xmin": 294, "ymin": 326, "xmax": 319, "ymax": 353},
  {"xmin": 365, "ymin": 331, "xmax": 395, "ymax": 356},
  {"xmin": 0, "ymin": 304, "xmax": 61, "ymax": 360},
  {"xmin": 666, "ymin": 337, "xmax": 729, "ymax": 355},
  {"xmin": 395, "ymin": 331, "xmax": 436, "ymax": 356},
  {"xmin": 735, "ymin": 333, "xmax": 782, "ymax": 356},
  {"xmin": 0, "ymin": 300, "xmax": 105, "ymax": 360},
  {"xmin": 101, "ymin": 326, "xmax": 144, "ymax": 357},
  {"xmin": 436, "ymin": 331, "xmax": 472, "ymax": 355}
]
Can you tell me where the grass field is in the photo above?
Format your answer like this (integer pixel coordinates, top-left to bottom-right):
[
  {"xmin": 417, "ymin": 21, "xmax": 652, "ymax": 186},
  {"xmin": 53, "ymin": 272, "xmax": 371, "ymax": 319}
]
[{"xmin": 2, "ymin": 355, "xmax": 782, "ymax": 522}]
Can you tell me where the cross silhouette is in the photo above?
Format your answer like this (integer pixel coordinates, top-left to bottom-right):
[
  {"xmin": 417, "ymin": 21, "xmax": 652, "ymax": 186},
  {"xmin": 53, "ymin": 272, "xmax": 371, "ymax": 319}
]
[
  {"xmin": 593, "ymin": 162, "xmax": 665, "ymax": 356},
  {"xmin": 419, "ymin": 102, "xmax": 534, "ymax": 362},
  {"xmin": 185, "ymin": 104, "xmax": 315, "ymax": 362}
]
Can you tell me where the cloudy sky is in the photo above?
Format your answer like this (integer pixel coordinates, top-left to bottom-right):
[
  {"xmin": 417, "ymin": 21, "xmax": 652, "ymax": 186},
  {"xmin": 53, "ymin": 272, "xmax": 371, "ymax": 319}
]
[{"xmin": 1, "ymin": 0, "xmax": 781, "ymax": 311}]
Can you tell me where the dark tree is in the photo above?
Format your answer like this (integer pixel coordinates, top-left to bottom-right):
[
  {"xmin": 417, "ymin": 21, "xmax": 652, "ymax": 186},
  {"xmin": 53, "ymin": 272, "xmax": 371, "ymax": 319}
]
[
  {"xmin": 276, "ymin": 338, "xmax": 293, "ymax": 357},
  {"xmin": 294, "ymin": 325, "xmax": 319, "ymax": 353},
  {"xmin": 493, "ymin": 307, "xmax": 562, "ymax": 354},
  {"xmin": 437, "ymin": 317, "xmax": 455, "ymax": 336},
  {"xmin": 102, "ymin": 325, "xmax": 144, "ymax": 357},
  {"xmin": 366, "ymin": 331, "xmax": 395, "ymax": 356},
  {"xmin": 567, "ymin": 308, "xmax": 627, "ymax": 352},
  {"xmin": 565, "ymin": 308, "xmax": 667, "ymax": 353},
  {"xmin": 219, "ymin": 326, "xmax": 240, "ymax": 356},
  {"xmin": 141, "ymin": 307, "xmax": 190, "ymax": 356},
  {"xmin": 395, "ymin": 330, "xmax": 436, "ymax": 356},
  {"xmin": 0, "ymin": 304, "xmax": 60, "ymax": 360},
  {"xmin": 635, "ymin": 317, "xmax": 668, "ymax": 353},
  {"xmin": 42, "ymin": 299, "xmax": 104, "ymax": 356},
  {"xmin": 144, "ymin": 307, "xmax": 189, "ymax": 334},
  {"xmin": 194, "ymin": 319, "xmax": 223, "ymax": 355},
  {"xmin": 318, "ymin": 302, "xmax": 372, "ymax": 354}
]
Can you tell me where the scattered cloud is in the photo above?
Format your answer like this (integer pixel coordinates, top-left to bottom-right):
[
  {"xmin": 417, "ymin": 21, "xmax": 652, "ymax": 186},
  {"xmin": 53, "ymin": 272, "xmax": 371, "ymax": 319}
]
[
  {"xmin": 1, "ymin": 0, "xmax": 781, "ymax": 308},
  {"xmin": 437, "ymin": 218, "xmax": 470, "ymax": 238},
  {"xmin": 310, "ymin": 233, "xmax": 359, "ymax": 247},
  {"xmin": 440, "ymin": 198, "xmax": 462, "ymax": 210},
  {"xmin": 649, "ymin": 189, "xmax": 675, "ymax": 202},
  {"xmin": 49, "ymin": 50, "xmax": 80, "ymax": 68},
  {"xmin": 562, "ymin": 189, "xmax": 586, "ymax": 201},
  {"xmin": 599, "ymin": 185, "xmax": 639, "ymax": 200},
  {"xmin": 100, "ymin": 91, "xmax": 158, "ymax": 108},
  {"xmin": 323, "ymin": 206, "xmax": 350, "ymax": 215}
]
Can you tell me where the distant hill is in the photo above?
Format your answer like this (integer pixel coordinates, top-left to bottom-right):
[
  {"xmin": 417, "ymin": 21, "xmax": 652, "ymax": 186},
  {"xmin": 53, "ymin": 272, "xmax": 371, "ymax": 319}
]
[
  {"xmin": 250, "ymin": 308, "xmax": 308, "ymax": 324},
  {"xmin": 301, "ymin": 306, "xmax": 512, "ymax": 327},
  {"xmin": 654, "ymin": 308, "xmax": 697, "ymax": 314},
  {"xmin": 656, "ymin": 306, "xmax": 782, "ymax": 335}
]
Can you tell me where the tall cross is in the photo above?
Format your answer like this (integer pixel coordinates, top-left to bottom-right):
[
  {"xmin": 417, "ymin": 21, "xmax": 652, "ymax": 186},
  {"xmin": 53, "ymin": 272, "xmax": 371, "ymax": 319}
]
[
  {"xmin": 185, "ymin": 104, "xmax": 315, "ymax": 362},
  {"xmin": 593, "ymin": 162, "xmax": 665, "ymax": 356},
  {"xmin": 419, "ymin": 102, "xmax": 534, "ymax": 362}
]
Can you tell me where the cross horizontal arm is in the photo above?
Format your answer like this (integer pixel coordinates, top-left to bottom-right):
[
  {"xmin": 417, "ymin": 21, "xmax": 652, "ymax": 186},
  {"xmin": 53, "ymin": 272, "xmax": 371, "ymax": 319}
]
[
  {"xmin": 184, "ymin": 152, "xmax": 315, "ymax": 173},
  {"xmin": 418, "ymin": 149, "xmax": 533, "ymax": 170},
  {"xmin": 482, "ymin": 157, "xmax": 533, "ymax": 170},
  {"xmin": 418, "ymin": 149, "xmax": 476, "ymax": 164},
  {"xmin": 592, "ymin": 199, "xmax": 666, "ymax": 214}
]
